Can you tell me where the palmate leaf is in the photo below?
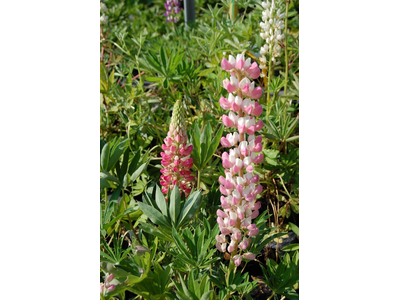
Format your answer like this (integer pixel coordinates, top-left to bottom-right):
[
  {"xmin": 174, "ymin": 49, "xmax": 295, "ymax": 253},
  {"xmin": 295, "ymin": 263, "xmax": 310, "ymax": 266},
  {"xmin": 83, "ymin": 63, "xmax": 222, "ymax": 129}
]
[
  {"xmin": 176, "ymin": 190, "xmax": 202, "ymax": 227},
  {"xmin": 137, "ymin": 201, "xmax": 171, "ymax": 229},
  {"xmin": 139, "ymin": 222, "xmax": 173, "ymax": 243},
  {"xmin": 189, "ymin": 122, "xmax": 223, "ymax": 170},
  {"xmin": 172, "ymin": 227, "xmax": 192, "ymax": 262},
  {"xmin": 182, "ymin": 228, "xmax": 196, "ymax": 257}
]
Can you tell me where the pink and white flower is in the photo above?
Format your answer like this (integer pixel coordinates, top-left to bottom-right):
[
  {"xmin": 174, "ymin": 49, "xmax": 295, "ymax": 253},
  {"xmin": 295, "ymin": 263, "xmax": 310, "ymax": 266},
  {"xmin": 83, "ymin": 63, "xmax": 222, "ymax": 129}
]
[{"xmin": 215, "ymin": 54, "xmax": 264, "ymax": 264}]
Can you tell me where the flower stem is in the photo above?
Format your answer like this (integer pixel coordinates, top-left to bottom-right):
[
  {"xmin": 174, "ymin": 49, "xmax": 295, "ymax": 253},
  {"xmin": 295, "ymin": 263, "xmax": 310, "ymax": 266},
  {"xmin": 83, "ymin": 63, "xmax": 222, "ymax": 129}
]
[
  {"xmin": 267, "ymin": 291, "xmax": 275, "ymax": 300},
  {"xmin": 226, "ymin": 259, "xmax": 236, "ymax": 299},
  {"xmin": 266, "ymin": 51, "xmax": 274, "ymax": 120}
]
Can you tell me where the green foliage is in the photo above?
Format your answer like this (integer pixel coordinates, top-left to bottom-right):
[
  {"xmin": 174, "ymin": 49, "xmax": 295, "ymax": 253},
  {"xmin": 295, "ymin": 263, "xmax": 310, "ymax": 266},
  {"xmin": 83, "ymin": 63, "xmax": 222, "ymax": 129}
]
[
  {"xmin": 100, "ymin": 137, "xmax": 149, "ymax": 189},
  {"xmin": 168, "ymin": 224, "xmax": 219, "ymax": 272},
  {"xmin": 137, "ymin": 184, "xmax": 202, "ymax": 241},
  {"xmin": 100, "ymin": 0, "xmax": 300, "ymax": 298},
  {"xmin": 189, "ymin": 122, "xmax": 224, "ymax": 171},
  {"xmin": 173, "ymin": 271, "xmax": 213, "ymax": 300},
  {"xmin": 209, "ymin": 265, "xmax": 258, "ymax": 299},
  {"xmin": 100, "ymin": 244, "xmax": 151, "ymax": 300},
  {"xmin": 130, "ymin": 262, "xmax": 174, "ymax": 300},
  {"xmin": 260, "ymin": 252, "xmax": 299, "ymax": 299}
]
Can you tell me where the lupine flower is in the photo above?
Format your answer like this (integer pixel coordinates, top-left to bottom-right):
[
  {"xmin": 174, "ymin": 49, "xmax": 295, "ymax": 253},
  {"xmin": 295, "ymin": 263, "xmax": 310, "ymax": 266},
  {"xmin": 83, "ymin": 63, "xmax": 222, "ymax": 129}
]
[
  {"xmin": 164, "ymin": 0, "xmax": 181, "ymax": 23},
  {"xmin": 215, "ymin": 53, "xmax": 264, "ymax": 265},
  {"xmin": 160, "ymin": 100, "xmax": 194, "ymax": 196},
  {"xmin": 259, "ymin": 0, "xmax": 285, "ymax": 75},
  {"xmin": 100, "ymin": 273, "xmax": 115, "ymax": 295}
]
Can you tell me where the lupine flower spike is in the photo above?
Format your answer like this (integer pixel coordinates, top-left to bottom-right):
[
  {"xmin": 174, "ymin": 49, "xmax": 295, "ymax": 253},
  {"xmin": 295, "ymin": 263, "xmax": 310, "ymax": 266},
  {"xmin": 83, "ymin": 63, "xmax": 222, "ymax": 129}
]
[
  {"xmin": 164, "ymin": 0, "xmax": 181, "ymax": 23},
  {"xmin": 259, "ymin": 0, "xmax": 285, "ymax": 75},
  {"xmin": 216, "ymin": 54, "xmax": 264, "ymax": 266},
  {"xmin": 160, "ymin": 100, "xmax": 194, "ymax": 196}
]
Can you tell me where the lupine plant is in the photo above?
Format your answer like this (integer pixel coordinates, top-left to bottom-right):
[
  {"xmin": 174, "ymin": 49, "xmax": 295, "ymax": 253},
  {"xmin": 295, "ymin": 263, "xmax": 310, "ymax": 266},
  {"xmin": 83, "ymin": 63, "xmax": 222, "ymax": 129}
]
[
  {"xmin": 100, "ymin": 0, "xmax": 300, "ymax": 299},
  {"xmin": 259, "ymin": 0, "xmax": 286, "ymax": 71}
]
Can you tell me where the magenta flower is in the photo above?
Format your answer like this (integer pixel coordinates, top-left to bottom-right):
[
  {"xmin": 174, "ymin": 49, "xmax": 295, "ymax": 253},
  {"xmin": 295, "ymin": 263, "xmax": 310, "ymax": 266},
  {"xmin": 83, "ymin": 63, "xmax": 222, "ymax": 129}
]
[
  {"xmin": 160, "ymin": 100, "xmax": 194, "ymax": 196},
  {"xmin": 164, "ymin": 0, "xmax": 181, "ymax": 23},
  {"xmin": 215, "ymin": 53, "xmax": 264, "ymax": 265}
]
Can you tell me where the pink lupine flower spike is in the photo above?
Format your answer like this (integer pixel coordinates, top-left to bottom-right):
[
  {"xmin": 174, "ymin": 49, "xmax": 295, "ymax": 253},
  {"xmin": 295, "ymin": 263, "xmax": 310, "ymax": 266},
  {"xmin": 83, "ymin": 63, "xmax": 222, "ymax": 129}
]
[
  {"xmin": 160, "ymin": 100, "xmax": 194, "ymax": 196},
  {"xmin": 215, "ymin": 53, "xmax": 264, "ymax": 265}
]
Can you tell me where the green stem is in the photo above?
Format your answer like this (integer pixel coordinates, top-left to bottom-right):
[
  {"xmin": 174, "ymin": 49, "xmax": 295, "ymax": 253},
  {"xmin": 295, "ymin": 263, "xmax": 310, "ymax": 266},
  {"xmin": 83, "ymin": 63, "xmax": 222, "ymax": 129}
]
[
  {"xmin": 230, "ymin": 0, "xmax": 235, "ymax": 22},
  {"xmin": 266, "ymin": 51, "xmax": 274, "ymax": 120},
  {"xmin": 284, "ymin": 1, "xmax": 289, "ymax": 95},
  {"xmin": 267, "ymin": 291, "xmax": 275, "ymax": 300},
  {"xmin": 197, "ymin": 169, "xmax": 201, "ymax": 190},
  {"xmin": 226, "ymin": 259, "xmax": 236, "ymax": 300}
]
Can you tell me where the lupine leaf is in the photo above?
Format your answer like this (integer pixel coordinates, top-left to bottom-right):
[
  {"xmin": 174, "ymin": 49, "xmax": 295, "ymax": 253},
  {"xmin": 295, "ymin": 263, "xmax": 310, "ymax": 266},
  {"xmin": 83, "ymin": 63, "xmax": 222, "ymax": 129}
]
[
  {"xmin": 177, "ymin": 190, "xmax": 202, "ymax": 227},
  {"xmin": 130, "ymin": 161, "xmax": 148, "ymax": 184},
  {"xmin": 160, "ymin": 46, "xmax": 167, "ymax": 72},
  {"xmin": 169, "ymin": 184, "xmax": 181, "ymax": 225},
  {"xmin": 118, "ymin": 150, "xmax": 130, "ymax": 183},
  {"xmin": 205, "ymin": 124, "xmax": 223, "ymax": 167},
  {"xmin": 154, "ymin": 184, "xmax": 168, "ymax": 217},
  {"xmin": 182, "ymin": 228, "xmax": 196, "ymax": 258},
  {"xmin": 172, "ymin": 227, "xmax": 192, "ymax": 261},
  {"xmin": 100, "ymin": 142, "xmax": 110, "ymax": 171},
  {"xmin": 137, "ymin": 202, "xmax": 171, "ymax": 229},
  {"xmin": 100, "ymin": 170, "xmax": 120, "ymax": 184},
  {"xmin": 128, "ymin": 149, "xmax": 141, "ymax": 175},
  {"xmin": 139, "ymin": 222, "xmax": 174, "ymax": 242},
  {"xmin": 100, "ymin": 178, "xmax": 113, "ymax": 189}
]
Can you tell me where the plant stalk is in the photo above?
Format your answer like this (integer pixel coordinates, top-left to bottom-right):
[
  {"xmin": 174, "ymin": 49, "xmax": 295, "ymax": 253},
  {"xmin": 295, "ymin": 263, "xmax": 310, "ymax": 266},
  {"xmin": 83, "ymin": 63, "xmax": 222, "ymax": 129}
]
[
  {"xmin": 197, "ymin": 169, "xmax": 201, "ymax": 190},
  {"xmin": 229, "ymin": 0, "xmax": 238, "ymax": 23},
  {"xmin": 266, "ymin": 49, "xmax": 274, "ymax": 120}
]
